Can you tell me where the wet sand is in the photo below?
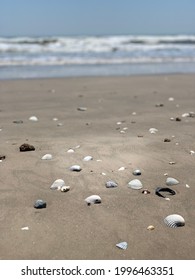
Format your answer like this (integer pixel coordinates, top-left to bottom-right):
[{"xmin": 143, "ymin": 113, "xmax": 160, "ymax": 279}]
[{"xmin": 0, "ymin": 74, "xmax": 195, "ymax": 260}]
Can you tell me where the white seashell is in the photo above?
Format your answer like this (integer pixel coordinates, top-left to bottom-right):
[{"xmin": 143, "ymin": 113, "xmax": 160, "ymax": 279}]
[
  {"xmin": 149, "ymin": 128, "xmax": 158, "ymax": 134},
  {"xmin": 123, "ymin": 127, "xmax": 128, "ymax": 130},
  {"xmin": 101, "ymin": 172, "xmax": 106, "ymax": 176},
  {"xmin": 166, "ymin": 177, "xmax": 179, "ymax": 186},
  {"xmin": 164, "ymin": 214, "xmax": 185, "ymax": 228},
  {"xmin": 116, "ymin": 121, "xmax": 122, "ymax": 125},
  {"xmin": 164, "ymin": 173, "xmax": 168, "ymax": 176},
  {"xmin": 118, "ymin": 167, "xmax": 125, "ymax": 171},
  {"xmin": 52, "ymin": 117, "xmax": 58, "ymax": 121},
  {"xmin": 116, "ymin": 241, "xmax": 128, "ymax": 250},
  {"xmin": 75, "ymin": 145, "xmax": 80, "ymax": 149},
  {"xmin": 190, "ymin": 150, "xmax": 195, "ymax": 155},
  {"xmin": 29, "ymin": 116, "xmax": 38, "ymax": 121},
  {"xmin": 165, "ymin": 197, "xmax": 170, "ymax": 201},
  {"xmin": 147, "ymin": 225, "xmax": 155, "ymax": 230},
  {"xmin": 105, "ymin": 180, "xmax": 118, "ymax": 188},
  {"xmin": 168, "ymin": 97, "xmax": 174, "ymax": 101},
  {"xmin": 170, "ymin": 117, "xmax": 175, "ymax": 121},
  {"xmin": 67, "ymin": 148, "xmax": 75, "ymax": 153},
  {"xmin": 21, "ymin": 226, "xmax": 29, "ymax": 230},
  {"xmin": 60, "ymin": 186, "xmax": 70, "ymax": 192},
  {"xmin": 77, "ymin": 107, "xmax": 87, "ymax": 111},
  {"xmin": 120, "ymin": 130, "xmax": 125, "ymax": 133},
  {"xmin": 128, "ymin": 179, "xmax": 143, "ymax": 190},
  {"xmin": 83, "ymin": 155, "xmax": 93, "ymax": 161},
  {"xmin": 96, "ymin": 159, "xmax": 102, "ymax": 162},
  {"xmin": 133, "ymin": 169, "xmax": 141, "ymax": 175},
  {"xmin": 70, "ymin": 165, "xmax": 82, "ymax": 172},
  {"xmin": 41, "ymin": 154, "xmax": 53, "ymax": 160},
  {"xmin": 85, "ymin": 195, "xmax": 101, "ymax": 205},
  {"xmin": 185, "ymin": 184, "xmax": 190, "ymax": 188},
  {"xmin": 50, "ymin": 179, "xmax": 65, "ymax": 190}
]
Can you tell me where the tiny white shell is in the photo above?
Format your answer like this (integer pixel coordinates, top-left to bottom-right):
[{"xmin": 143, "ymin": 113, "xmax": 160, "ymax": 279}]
[
  {"xmin": 116, "ymin": 241, "xmax": 128, "ymax": 250},
  {"xmin": 85, "ymin": 195, "xmax": 101, "ymax": 205},
  {"xmin": 50, "ymin": 179, "xmax": 65, "ymax": 190},
  {"xmin": 128, "ymin": 179, "xmax": 143, "ymax": 190},
  {"xmin": 118, "ymin": 167, "xmax": 125, "ymax": 171},
  {"xmin": 166, "ymin": 177, "xmax": 179, "ymax": 186},
  {"xmin": 83, "ymin": 155, "xmax": 93, "ymax": 161},
  {"xmin": 147, "ymin": 225, "xmax": 155, "ymax": 230},
  {"xmin": 21, "ymin": 227, "xmax": 29, "ymax": 231},
  {"xmin": 67, "ymin": 148, "xmax": 75, "ymax": 153},
  {"xmin": 41, "ymin": 154, "xmax": 53, "ymax": 160},
  {"xmin": 77, "ymin": 107, "xmax": 87, "ymax": 111},
  {"xmin": 70, "ymin": 165, "xmax": 82, "ymax": 172},
  {"xmin": 164, "ymin": 214, "xmax": 185, "ymax": 228},
  {"xmin": 29, "ymin": 116, "xmax": 38, "ymax": 121},
  {"xmin": 168, "ymin": 97, "xmax": 174, "ymax": 101}
]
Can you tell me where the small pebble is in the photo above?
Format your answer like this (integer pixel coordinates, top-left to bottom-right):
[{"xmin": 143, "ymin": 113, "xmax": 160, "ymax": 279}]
[
  {"xmin": 185, "ymin": 184, "xmax": 190, "ymax": 188},
  {"xmin": 77, "ymin": 107, "xmax": 87, "ymax": 111},
  {"xmin": 142, "ymin": 189, "xmax": 150, "ymax": 194},
  {"xmin": 105, "ymin": 180, "xmax": 118, "ymax": 188},
  {"xmin": 164, "ymin": 138, "xmax": 171, "ymax": 142},
  {"xmin": 60, "ymin": 186, "xmax": 70, "ymax": 192},
  {"xmin": 19, "ymin": 143, "xmax": 35, "ymax": 152},
  {"xmin": 118, "ymin": 167, "xmax": 125, "ymax": 171},
  {"xmin": 168, "ymin": 97, "xmax": 174, "ymax": 101},
  {"xmin": 147, "ymin": 225, "xmax": 155, "ymax": 230},
  {"xmin": 149, "ymin": 128, "xmax": 158, "ymax": 134},
  {"xmin": 133, "ymin": 169, "xmax": 141, "ymax": 175},
  {"xmin": 34, "ymin": 199, "xmax": 46, "ymax": 209},
  {"xmin": 21, "ymin": 227, "xmax": 29, "ymax": 231},
  {"xmin": 155, "ymin": 103, "xmax": 164, "ymax": 107},
  {"xmin": 0, "ymin": 155, "xmax": 6, "ymax": 160},
  {"xmin": 83, "ymin": 156, "xmax": 93, "ymax": 161},
  {"xmin": 13, "ymin": 120, "xmax": 23, "ymax": 124},
  {"xmin": 169, "ymin": 161, "xmax": 176, "ymax": 165},
  {"xmin": 190, "ymin": 150, "xmax": 195, "ymax": 155},
  {"xmin": 70, "ymin": 165, "xmax": 82, "ymax": 172},
  {"xmin": 175, "ymin": 117, "xmax": 181, "ymax": 121}
]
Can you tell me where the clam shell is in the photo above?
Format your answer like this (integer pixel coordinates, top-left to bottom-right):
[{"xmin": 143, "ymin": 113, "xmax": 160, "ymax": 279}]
[
  {"xmin": 166, "ymin": 177, "xmax": 179, "ymax": 186},
  {"xmin": 105, "ymin": 180, "xmax": 118, "ymax": 188},
  {"xmin": 41, "ymin": 154, "xmax": 53, "ymax": 160},
  {"xmin": 128, "ymin": 179, "xmax": 143, "ymax": 190},
  {"xmin": 29, "ymin": 116, "xmax": 38, "ymax": 121},
  {"xmin": 83, "ymin": 155, "xmax": 93, "ymax": 161},
  {"xmin": 164, "ymin": 214, "xmax": 185, "ymax": 228},
  {"xmin": 116, "ymin": 241, "xmax": 128, "ymax": 250},
  {"xmin": 85, "ymin": 195, "xmax": 101, "ymax": 205},
  {"xmin": 70, "ymin": 165, "xmax": 82, "ymax": 172},
  {"xmin": 50, "ymin": 179, "xmax": 65, "ymax": 190}
]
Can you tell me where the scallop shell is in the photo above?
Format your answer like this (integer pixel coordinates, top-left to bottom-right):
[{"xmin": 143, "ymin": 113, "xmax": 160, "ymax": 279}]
[
  {"xmin": 83, "ymin": 155, "xmax": 93, "ymax": 161},
  {"xmin": 166, "ymin": 177, "xmax": 179, "ymax": 186},
  {"xmin": 41, "ymin": 154, "xmax": 53, "ymax": 160},
  {"xmin": 70, "ymin": 165, "xmax": 82, "ymax": 172},
  {"xmin": 105, "ymin": 180, "xmax": 118, "ymax": 188},
  {"xmin": 164, "ymin": 214, "xmax": 185, "ymax": 228},
  {"xmin": 50, "ymin": 179, "xmax": 65, "ymax": 190},
  {"xmin": 128, "ymin": 179, "xmax": 143, "ymax": 190},
  {"xmin": 29, "ymin": 116, "xmax": 38, "ymax": 121},
  {"xmin": 60, "ymin": 186, "xmax": 70, "ymax": 192},
  {"xmin": 116, "ymin": 241, "xmax": 128, "ymax": 250},
  {"xmin": 85, "ymin": 195, "xmax": 101, "ymax": 205}
]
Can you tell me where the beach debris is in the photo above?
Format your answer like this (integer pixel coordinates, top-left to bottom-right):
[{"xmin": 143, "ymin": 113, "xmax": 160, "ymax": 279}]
[
  {"xmin": 96, "ymin": 159, "xmax": 102, "ymax": 162},
  {"xmin": 77, "ymin": 107, "xmax": 87, "ymax": 111},
  {"xmin": 182, "ymin": 112, "xmax": 195, "ymax": 118},
  {"xmin": 118, "ymin": 167, "xmax": 125, "ymax": 171},
  {"xmin": 170, "ymin": 117, "xmax": 175, "ymax": 121},
  {"xmin": 21, "ymin": 227, "xmax": 29, "ymax": 231},
  {"xmin": 164, "ymin": 214, "xmax": 185, "ymax": 228},
  {"xmin": 0, "ymin": 155, "xmax": 6, "ymax": 160},
  {"xmin": 101, "ymin": 172, "xmax": 106, "ymax": 176},
  {"xmin": 149, "ymin": 128, "xmax": 158, "ymax": 134},
  {"xmin": 50, "ymin": 179, "xmax": 65, "ymax": 190},
  {"xmin": 185, "ymin": 184, "xmax": 190, "ymax": 188},
  {"xmin": 52, "ymin": 117, "xmax": 58, "ymax": 121},
  {"xmin": 34, "ymin": 199, "xmax": 47, "ymax": 209},
  {"xmin": 19, "ymin": 143, "xmax": 35, "ymax": 152},
  {"xmin": 175, "ymin": 117, "xmax": 181, "ymax": 121},
  {"xmin": 190, "ymin": 150, "xmax": 195, "ymax": 155},
  {"xmin": 164, "ymin": 173, "xmax": 168, "ymax": 176},
  {"xmin": 164, "ymin": 138, "xmax": 171, "ymax": 142},
  {"xmin": 29, "ymin": 116, "xmax": 38, "ymax": 121},
  {"xmin": 155, "ymin": 103, "xmax": 164, "ymax": 107},
  {"xmin": 116, "ymin": 121, "xmax": 122, "ymax": 125},
  {"xmin": 83, "ymin": 155, "xmax": 93, "ymax": 161},
  {"xmin": 168, "ymin": 97, "xmax": 174, "ymax": 101},
  {"xmin": 155, "ymin": 187, "xmax": 176, "ymax": 198},
  {"xmin": 57, "ymin": 122, "xmax": 63, "ymax": 126},
  {"xmin": 147, "ymin": 225, "xmax": 155, "ymax": 231},
  {"xmin": 166, "ymin": 177, "xmax": 179, "ymax": 186},
  {"xmin": 120, "ymin": 130, "xmax": 126, "ymax": 134},
  {"xmin": 70, "ymin": 165, "xmax": 82, "ymax": 172},
  {"xmin": 41, "ymin": 154, "xmax": 53, "ymax": 160},
  {"xmin": 116, "ymin": 241, "xmax": 128, "ymax": 250},
  {"xmin": 85, "ymin": 195, "xmax": 101, "ymax": 205},
  {"xmin": 142, "ymin": 189, "xmax": 150, "ymax": 194},
  {"xmin": 169, "ymin": 161, "xmax": 176, "ymax": 165},
  {"xmin": 133, "ymin": 169, "xmax": 141, "ymax": 176},
  {"xmin": 13, "ymin": 120, "xmax": 23, "ymax": 124},
  {"xmin": 105, "ymin": 180, "xmax": 118, "ymax": 188},
  {"xmin": 128, "ymin": 179, "xmax": 143, "ymax": 190},
  {"xmin": 60, "ymin": 186, "xmax": 70, "ymax": 192},
  {"xmin": 67, "ymin": 148, "xmax": 75, "ymax": 153},
  {"xmin": 75, "ymin": 145, "xmax": 80, "ymax": 149}
]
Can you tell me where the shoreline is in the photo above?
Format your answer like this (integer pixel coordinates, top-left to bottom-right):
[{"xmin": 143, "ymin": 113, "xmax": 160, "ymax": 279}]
[{"xmin": 0, "ymin": 74, "xmax": 195, "ymax": 260}]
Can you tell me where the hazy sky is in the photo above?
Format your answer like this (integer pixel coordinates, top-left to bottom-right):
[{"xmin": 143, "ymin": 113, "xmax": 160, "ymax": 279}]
[{"xmin": 1, "ymin": 0, "xmax": 195, "ymax": 37}]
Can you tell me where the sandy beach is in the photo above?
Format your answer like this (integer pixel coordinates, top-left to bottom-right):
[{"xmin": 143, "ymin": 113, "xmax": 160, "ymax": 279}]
[{"xmin": 0, "ymin": 74, "xmax": 195, "ymax": 260}]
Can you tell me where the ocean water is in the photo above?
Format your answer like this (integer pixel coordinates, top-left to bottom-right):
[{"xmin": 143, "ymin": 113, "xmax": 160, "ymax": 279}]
[{"xmin": 0, "ymin": 35, "xmax": 195, "ymax": 79}]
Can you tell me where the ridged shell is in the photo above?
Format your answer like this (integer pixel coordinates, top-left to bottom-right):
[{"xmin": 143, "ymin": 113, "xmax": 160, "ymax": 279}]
[
  {"xmin": 70, "ymin": 165, "xmax": 82, "ymax": 172},
  {"xmin": 128, "ymin": 179, "xmax": 143, "ymax": 190},
  {"xmin": 85, "ymin": 195, "xmax": 101, "ymax": 205},
  {"xmin": 164, "ymin": 214, "xmax": 185, "ymax": 228},
  {"xmin": 41, "ymin": 154, "xmax": 53, "ymax": 160},
  {"xmin": 166, "ymin": 177, "xmax": 179, "ymax": 186},
  {"xmin": 105, "ymin": 180, "xmax": 118, "ymax": 188},
  {"xmin": 50, "ymin": 179, "xmax": 65, "ymax": 190},
  {"xmin": 116, "ymin": 242, "xmax": 128, "ymax": 250}
]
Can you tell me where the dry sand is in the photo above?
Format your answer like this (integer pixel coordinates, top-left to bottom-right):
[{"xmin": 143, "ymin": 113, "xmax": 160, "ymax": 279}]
[{"xmin": 0, "ymin": 74, "xmax": 195, "ymax": 260}]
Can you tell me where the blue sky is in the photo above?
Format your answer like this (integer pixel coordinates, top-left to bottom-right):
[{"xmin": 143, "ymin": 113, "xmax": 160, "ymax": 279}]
[{"xmin": 0, "ymin": 0, "xmax": 195, "ymax": 36}]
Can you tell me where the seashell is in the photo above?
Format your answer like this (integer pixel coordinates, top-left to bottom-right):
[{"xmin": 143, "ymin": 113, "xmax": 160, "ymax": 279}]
[
  {"xmin": 133, "ymin": 169, "xmax": 141, "ymax": 176},
  {"xmin": 166, "ymin": 177, "xmax": 179, "ymax": 186},
  {"xmin": 34, "ymin": 199, "xmax": 46, "ymax": 209},
  {"xmin": 29, "ymin": 116, "xmax": 38, "ymax": 121},
  {"xmin": 149, "ymin": 128, "xmax": 158, "ymax": 134},
  {"xmin": 77, "ymin": 107, "xmax": 87, "ymax": 111},
  {"xmin": 101, "ymin": 172, "xmax": 106, "ymax": 176},
  {"xmin": 67, "ymin": 148, "xmax": 75, "ymax": 153},
  {"xmin": 60, "ymin": 186, "xmax": 70, "ymax": 192},
  {"xmin": 52, "ymin": 117, "xmax": 58, "ymax": 121},
  {"xmin": 70, "ymin": 165, "xmax": 82, "ymax": 172},
  {"xmin": 128, "ymin": 179, "xmax": 143, "ymax": 190},
  {"xmin": 21, "ymin": 226, "xmax": 29, "ymax": 230},
  {"xmin": 75, "ymin": 145, "xmax": 80, "ymax": 149},
  {"xmin": 116, "ymin": 241, "xmax": 128, "ymax": 250},
  {"xmin": 50, "ymin": 179, "xmax": 65, "ymax": 190},
  {"xmin": 168, "ymin": 97, "xmax": 174, "ymax": 101},
  {"xmin": 116, "ymin": 121, "xmax": 122, "ymax": 125},
  {"xmin": 41, "ymin": 154, "xmax": 52, "ymax": 160},
  {"xmin": 185, "ymin": 184, "xmax": 190, "ymax": 188},
  {"xmin": 142, "ymin": 189, "xmax": 150, "ymax": 194},
  {"xmin": 164, "ymin": 214, "xmax": 185, "ymax": 228},
  {"xmin": 147, "ymin": 225, "xmax": 155, "ymax": 230},
  {"xmin": 83, "ymin": 155, "xmax": 93, "ymax": 161},
  {"xmin": 85, "ymin": 195, "xmax": 101, "ymax": 205},
  {"xmin": 190, "ymin": 150, "xmax": 195, "ymax": 155},
  {"xmin": 118, "ymin": 167, "xmax": 125, "ymax": 171},
  {"xmin": 105, "ymin": 180, "xmax": 118, "ymax": 188}
]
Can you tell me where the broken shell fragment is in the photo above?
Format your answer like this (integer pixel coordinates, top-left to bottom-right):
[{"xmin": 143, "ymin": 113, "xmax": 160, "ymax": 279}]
[
  {"xmin": 19, "ymin": 143, "xmax": 35, "ymax": 152},
  {"xmin": 85, "ymin": 195, "xmax": 101, "ymax": 205},
  {"xmin": 164, "ymin": 214, "xmax": 185, "ymax": 228},
  {"xmin": 155, "ymin": 187, "xmax": 176, "ymax": 198},
  {"xmin": 29, "ymin": 116, "xmax": 38, "ymax": 121},
  {"xmin": 116, "ymin": 241, "xmax": 128, "ymax": 250}
]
